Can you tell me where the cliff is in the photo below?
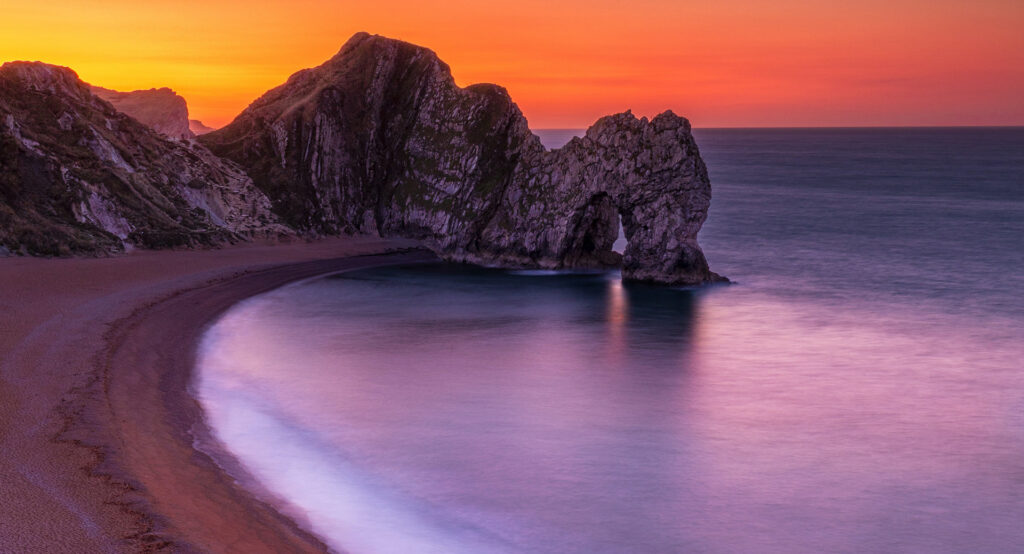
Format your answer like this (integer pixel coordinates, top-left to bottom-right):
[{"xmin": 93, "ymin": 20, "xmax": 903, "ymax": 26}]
[
  {"xmin": 1, "ymin": 34, "xmax": 722, "ymax": 284},
  {"xmin": 90, "ymin": 85, "xmax": 194, "ymax": 140},
  {"xmin": 0, "ymin": 62, "xmax": 287, "ymax": 255},
  {"xmin": 202, "ymin": 33, "xmax": 723, "ymax": 285}
]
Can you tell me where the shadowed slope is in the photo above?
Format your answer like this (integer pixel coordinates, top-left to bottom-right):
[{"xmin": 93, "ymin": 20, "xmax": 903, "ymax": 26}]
[{"xmin": 0, "ymin": 62, "xmax": 287, "ymax": 255}]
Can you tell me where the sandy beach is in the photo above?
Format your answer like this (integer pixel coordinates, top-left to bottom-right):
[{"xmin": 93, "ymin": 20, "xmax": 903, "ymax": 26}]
[{"xmin": 0, "ymin": 237, "xmax": 433, "ymax": 553}]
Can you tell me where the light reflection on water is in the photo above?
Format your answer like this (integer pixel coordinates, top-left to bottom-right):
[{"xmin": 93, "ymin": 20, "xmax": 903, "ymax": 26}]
[{"xmin": 197, "ymin": 264, "xmax": 1024, "ymax": 554}]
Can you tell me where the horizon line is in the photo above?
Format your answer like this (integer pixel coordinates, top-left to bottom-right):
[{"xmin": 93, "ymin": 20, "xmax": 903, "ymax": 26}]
[{"xmin": 533, "ymin": 124, "xmax": 1024, "ymax": 131}]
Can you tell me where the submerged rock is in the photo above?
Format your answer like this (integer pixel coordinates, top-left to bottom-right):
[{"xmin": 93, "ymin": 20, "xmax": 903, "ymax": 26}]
[
  {"xmin": 203, "ymin": 33, "xmax": 724, "ymax": 285},
  {"xmin": 0, "ymin": 62, "xmax": 288, "ymax": 255}
]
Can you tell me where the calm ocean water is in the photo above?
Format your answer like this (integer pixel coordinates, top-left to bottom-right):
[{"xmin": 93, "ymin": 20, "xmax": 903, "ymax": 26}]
[{"xmin": 196, "ymin": 128, "xmax": 1024, "ymax": 553}]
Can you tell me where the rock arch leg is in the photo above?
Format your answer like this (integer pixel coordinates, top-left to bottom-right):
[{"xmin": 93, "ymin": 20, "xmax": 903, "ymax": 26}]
[{"xmin": 619, "ymin": 198, "xmax": 723, "ymax": 285}]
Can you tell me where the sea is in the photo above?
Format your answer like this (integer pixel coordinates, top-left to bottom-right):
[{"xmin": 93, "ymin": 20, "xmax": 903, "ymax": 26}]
[{"xmin": 195, "ymin": 127, "xmax": 1024, "ymax": 553}]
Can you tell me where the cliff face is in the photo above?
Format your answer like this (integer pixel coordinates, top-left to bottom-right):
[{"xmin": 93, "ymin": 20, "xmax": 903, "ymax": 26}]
[
  {"xmin": 203, "ymin": 33, "xmax": 723, "ymax": 285},
  {"xmin": 1, "ymin": 34, "xmax": 722, "ymax": 282},
  {"xmin": 0, "ymin": 62, "xmax": 287, "ymax": 255},
  {"xmin": 90, "ymin": 86, "xmax": 194, "ymax": 140}
]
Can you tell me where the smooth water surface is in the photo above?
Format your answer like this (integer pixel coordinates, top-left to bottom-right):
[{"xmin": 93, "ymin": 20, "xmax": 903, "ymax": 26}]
[{"xmin": 197, "ymin": 128, "xmax": 1024, "ymax": 553}]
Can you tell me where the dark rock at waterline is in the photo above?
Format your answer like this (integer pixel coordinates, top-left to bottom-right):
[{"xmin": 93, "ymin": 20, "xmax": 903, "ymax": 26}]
[{"xmin": 202, "ymin": 32, "xmax": 724, "ymax": 285}]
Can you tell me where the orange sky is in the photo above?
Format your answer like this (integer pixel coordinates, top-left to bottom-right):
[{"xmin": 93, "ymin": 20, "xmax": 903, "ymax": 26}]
[{"xmin": 2, "ymin": 0, "xmax": 1022, "ymax": 129}]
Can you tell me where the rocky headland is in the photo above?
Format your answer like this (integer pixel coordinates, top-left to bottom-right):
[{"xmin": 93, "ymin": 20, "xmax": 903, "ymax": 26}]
[
  {"xmin": 2, "ymin": 33, "xmax": 722, "ymax": 284},
  {"xmin": 202, "ymin": 33, "xmax": 723, "ymax": 285}
]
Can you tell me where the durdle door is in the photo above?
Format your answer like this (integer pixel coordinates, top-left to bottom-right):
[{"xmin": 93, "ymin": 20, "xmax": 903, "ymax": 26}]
[{"xmin": 202, "ymin": 33, "xmax": 725, "ymax": 285}]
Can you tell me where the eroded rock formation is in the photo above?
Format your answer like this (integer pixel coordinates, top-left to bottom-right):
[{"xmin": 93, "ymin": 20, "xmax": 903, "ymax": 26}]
[
  {"xmin": 1, "ymin": 34, "xmax": 723, "ymax": 283},
  {"xmin": 203, "ymin": 33, "xmax": 723, "ymax": 284},
  {"xmin": 0, "ymin": 62, "xmax": 287, "ymax": 255},
  {"xmin": 482, "ymin": 111, "xmax": 721, "ymax": 285}
]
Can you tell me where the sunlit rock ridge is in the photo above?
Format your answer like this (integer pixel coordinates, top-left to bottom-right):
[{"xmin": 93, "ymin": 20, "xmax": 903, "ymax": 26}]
[
  {"xmin": 203, "ymin": 32, "xmax": 724, "ymax": 285},
  {"xmin": 90, "ymin": 85, "xmax": 217, "ymax": 140},
  {"xmin": 0, "ymin": 62, "xmax": 287, "ymax": 255},
  {"xmin": 90, "ymin": 85, "xmax": 195, "ymax": 140}
]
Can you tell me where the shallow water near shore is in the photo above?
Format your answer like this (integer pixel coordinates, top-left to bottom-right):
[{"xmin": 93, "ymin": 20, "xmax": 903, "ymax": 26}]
[{"xmin": 197, "ymin": 128, "xmax": 1024, "ymax": 553}]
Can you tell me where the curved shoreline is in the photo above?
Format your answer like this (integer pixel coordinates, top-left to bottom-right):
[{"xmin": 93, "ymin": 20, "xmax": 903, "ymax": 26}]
[
  {"xmin": 92, "ymin": 249, "xmax": 440, "ymax": 552},
  {"xmin": 0, "ymin": 238, "xmax": 435, "ymax": 552}
]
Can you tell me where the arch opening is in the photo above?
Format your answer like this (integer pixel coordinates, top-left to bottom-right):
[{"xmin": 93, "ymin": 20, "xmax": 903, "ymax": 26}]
[
  {"xmin": 563, "ymin": 193, "xmax": 624, "ymax": 269},
  {"xmin": 612, "ymin": 219, "xmax": 627, "ymax": 255}
]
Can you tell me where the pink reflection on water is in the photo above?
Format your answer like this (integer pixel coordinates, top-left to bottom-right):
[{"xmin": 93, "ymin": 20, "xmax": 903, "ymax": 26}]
[
  {"xmin": 603, "ymin": 277, "xmax": 628, "ymax": 363},
  {"xmin": 198, "ymin": 271, "xmax": 1024, "ymax": 553},
  {"xmin": 679, "ymin": 295, "xmax": 1024, "ymax": 552}
]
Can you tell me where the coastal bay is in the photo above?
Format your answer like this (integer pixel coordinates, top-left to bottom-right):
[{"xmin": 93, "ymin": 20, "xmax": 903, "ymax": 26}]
[{"xmin": 0, "ymin": 237, "xmax": 430, "ymax": 552}]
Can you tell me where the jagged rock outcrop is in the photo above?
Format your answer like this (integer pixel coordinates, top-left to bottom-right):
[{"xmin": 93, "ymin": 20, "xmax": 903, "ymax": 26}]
[
  {"xmin": 189, "ymin": 119, "xmax": 215, "ymax": 136},
  {"xmin": 0, "ymin": 62, "xmax": 287, "ymax": 255},
  {"xmin": 91, "ymin": 86, "xmax": 194, "ymax": 140},
  {"xmin": 480, "ymin": 111, "xmax": 720, "ymax": 284},
  {"xmin": 203, "ymin": 33, "xmax": 723, "ymax": 284}
]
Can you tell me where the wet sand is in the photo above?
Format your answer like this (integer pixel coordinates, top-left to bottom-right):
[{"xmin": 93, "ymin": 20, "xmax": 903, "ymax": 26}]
[{"xmin": 0, "ymin": 237, "xmax": 434, "ymax": 552}]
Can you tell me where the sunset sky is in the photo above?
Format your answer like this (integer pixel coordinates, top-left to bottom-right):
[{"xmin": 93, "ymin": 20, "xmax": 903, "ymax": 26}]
[{"xmin": 2, "ymin": 0, "xmax": 1022, "ymax": 129}]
